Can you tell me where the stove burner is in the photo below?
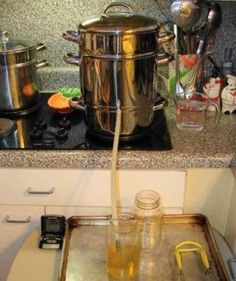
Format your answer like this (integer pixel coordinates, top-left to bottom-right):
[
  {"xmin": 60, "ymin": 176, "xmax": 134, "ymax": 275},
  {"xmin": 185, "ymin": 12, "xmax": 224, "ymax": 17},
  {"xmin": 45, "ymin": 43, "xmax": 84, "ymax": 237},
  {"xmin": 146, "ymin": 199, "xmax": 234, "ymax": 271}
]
[{"xmin": 0, "ymin": 93, "xmax": 172, "ymax": 150}]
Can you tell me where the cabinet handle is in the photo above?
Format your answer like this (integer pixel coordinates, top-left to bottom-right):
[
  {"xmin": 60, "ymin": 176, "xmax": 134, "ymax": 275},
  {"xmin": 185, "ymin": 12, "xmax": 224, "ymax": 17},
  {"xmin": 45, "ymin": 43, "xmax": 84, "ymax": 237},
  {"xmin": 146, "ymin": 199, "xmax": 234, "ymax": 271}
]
[
  {"xmin": 5, "ymin": 215, "xmax": 31, "ymax": 224},
  {"xmin": 27, "ymin": 187, "xmax": 55, "ymax": 195}
]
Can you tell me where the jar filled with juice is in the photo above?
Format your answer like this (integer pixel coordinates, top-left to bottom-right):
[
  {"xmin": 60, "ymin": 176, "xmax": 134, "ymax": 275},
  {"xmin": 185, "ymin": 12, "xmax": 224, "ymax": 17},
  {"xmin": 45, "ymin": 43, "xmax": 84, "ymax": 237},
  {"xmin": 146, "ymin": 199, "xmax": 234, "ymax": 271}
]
[{"xmin": 106, "ymin": 213, "xmax": 140, "ymax": 280}]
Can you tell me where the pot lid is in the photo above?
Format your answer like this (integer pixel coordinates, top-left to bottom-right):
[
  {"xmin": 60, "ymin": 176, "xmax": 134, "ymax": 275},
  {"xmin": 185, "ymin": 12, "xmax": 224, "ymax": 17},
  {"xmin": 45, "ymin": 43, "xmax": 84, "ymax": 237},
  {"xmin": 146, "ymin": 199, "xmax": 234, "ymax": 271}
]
[
  {"xmin": 0, "ymin": 31, "xmax": 37, "ymax": 53},
  {"xmin": 79, "ymin": 2, "xmax": 159, "ymax": 34}
]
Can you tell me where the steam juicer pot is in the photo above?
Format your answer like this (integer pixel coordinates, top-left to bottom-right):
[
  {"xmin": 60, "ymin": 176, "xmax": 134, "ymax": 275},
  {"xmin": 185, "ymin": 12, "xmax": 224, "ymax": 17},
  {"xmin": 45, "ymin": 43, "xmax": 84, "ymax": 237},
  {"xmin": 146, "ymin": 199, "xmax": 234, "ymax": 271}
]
[{"xmin": 63, "ymin": 2, "xmax": 174, "ymax": 140}]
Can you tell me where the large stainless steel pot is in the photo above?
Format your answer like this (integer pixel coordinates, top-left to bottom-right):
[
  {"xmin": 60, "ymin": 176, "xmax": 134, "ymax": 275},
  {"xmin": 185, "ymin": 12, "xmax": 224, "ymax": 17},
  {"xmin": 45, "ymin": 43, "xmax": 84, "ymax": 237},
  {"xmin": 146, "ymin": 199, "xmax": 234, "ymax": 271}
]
[
  {"xmin": 0, "ymin": 31, "xmax": 48, "ymax": 116},
  {"xmin": 63, "ymin": 2, "xmax": 174, "ymax": 140}
]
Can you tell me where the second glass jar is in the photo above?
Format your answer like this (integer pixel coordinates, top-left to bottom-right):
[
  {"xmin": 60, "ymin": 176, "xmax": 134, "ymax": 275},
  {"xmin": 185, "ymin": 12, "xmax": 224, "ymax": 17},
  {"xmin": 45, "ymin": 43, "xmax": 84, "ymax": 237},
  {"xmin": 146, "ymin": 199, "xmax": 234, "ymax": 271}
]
[{"xmin": 134, "ymin": 190, "xmax": 163, "ymax": 252}]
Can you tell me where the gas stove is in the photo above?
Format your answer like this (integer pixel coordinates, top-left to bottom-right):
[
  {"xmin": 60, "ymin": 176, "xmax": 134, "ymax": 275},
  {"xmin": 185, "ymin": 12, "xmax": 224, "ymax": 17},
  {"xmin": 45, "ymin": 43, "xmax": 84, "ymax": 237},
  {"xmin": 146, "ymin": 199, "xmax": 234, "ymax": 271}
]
[{"xmin": 0, "ymin": 93, "xmax": 172, "ymax": 150}]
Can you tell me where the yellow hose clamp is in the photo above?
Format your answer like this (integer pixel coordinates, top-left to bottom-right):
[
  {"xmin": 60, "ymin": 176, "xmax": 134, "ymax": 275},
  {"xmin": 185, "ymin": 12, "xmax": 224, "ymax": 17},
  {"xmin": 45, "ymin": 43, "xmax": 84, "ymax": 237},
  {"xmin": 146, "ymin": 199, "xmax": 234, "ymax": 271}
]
[{"xmin": 175, "ymin": 240, "xmax": 210, "ymax": 272}]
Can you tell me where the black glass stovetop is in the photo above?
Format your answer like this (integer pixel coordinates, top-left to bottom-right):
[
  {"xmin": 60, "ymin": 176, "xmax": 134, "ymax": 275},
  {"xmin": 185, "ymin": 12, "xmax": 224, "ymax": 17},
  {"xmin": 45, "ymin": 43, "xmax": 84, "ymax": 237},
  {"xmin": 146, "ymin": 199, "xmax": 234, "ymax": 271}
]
[{"xmin": 0, "ymin": 93, "xmax": 172, "ymax": 150}]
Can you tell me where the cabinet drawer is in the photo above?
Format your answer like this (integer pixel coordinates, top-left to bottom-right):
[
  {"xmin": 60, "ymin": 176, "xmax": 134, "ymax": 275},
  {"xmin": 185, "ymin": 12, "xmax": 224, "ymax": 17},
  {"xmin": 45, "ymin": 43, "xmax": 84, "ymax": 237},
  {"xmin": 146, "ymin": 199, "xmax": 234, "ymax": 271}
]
[
  {"xmin": 0, "ymin": 205, "xmax": 44, "ymax": 281},
  {"xmin": 0, "ymin": 168, "xmax": 185, "ymax": 209}
]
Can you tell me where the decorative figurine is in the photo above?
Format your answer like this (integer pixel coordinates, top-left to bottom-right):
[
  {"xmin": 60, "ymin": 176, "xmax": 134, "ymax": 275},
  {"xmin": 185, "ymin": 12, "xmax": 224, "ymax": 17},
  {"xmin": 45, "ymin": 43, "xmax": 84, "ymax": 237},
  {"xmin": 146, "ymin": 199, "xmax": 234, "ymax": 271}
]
[
  {"xmin": 203, "ymin": 77, "xmax": 222, "ymax": 111},
  {"xmin": 221, "ymin": 74, "xmax": 236, "ymax": 114}
]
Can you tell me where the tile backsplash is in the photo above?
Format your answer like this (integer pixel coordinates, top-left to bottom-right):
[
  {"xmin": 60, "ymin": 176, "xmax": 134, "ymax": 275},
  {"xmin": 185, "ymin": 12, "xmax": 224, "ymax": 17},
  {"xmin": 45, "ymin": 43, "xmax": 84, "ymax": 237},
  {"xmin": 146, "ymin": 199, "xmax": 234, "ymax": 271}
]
[
  {"xmin": 0, "ymin": 0, "xmax": 235, "ymax": 67},
  {"xmin": 0, "ymin": 0, "xmax": 235, "ymax": 91}
]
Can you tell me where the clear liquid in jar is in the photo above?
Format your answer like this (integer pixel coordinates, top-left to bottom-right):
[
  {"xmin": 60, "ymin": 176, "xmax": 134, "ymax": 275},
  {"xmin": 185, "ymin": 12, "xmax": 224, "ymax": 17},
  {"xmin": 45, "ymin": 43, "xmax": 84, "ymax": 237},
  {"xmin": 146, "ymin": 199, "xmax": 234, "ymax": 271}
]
[{"xmin": 176, "ymin": 100, "xmax": 206, "ymax": 132}]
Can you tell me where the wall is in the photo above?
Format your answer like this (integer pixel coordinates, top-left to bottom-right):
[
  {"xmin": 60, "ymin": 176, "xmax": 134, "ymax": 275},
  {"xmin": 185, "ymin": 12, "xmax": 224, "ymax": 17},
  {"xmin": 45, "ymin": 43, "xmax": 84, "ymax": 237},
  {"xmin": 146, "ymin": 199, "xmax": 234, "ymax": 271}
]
[{"xmin": 0, "ymin": 0, "xmax": 235, "ymax": 90}]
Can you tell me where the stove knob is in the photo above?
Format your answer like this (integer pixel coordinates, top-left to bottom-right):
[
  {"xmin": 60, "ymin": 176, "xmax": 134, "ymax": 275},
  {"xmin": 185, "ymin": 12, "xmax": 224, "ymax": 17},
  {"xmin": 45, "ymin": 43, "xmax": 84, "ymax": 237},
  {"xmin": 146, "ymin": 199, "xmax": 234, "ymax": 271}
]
[
  {"xmin": 34, "ymin": 118, "xmax": 47, "ymax": 130},
  {"xmin": 30, "ymin": 128, "xmax": 44, "ymax": 140},
  {"xmin": 56, "ymin": 128, "xmax": 68, "ymax": 140},
  {"xmin": 58, "ymin": 117, "xmax": 71, "ymax": 129}
]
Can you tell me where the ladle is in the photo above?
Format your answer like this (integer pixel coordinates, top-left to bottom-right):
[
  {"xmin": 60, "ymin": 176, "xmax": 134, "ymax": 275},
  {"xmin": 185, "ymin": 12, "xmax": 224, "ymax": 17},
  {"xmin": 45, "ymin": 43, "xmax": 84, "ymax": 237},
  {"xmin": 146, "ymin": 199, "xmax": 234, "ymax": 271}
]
[
  {"xmin": 170, "ymin": 0, "xmax": 201, "ymax": 32},
  {"xmin": 192, "ymin": 1, "xmax": 210, "ymax": 33},
  {"xmin": 197, "ymin": 3, "xmax": 222, "ymax": 55},
  {"xmin": 170, "ymin": 0, "xmax": 201, "ymax": 53}
]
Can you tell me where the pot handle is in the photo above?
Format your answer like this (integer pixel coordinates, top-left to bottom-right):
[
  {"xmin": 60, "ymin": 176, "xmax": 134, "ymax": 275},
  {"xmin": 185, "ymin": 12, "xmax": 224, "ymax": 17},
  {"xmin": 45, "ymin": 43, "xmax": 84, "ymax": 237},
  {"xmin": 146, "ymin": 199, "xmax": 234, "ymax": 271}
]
[
  {"xmin": 158, "ymin": 31, "xmax": 175, "ymax": 45},
  {"xmin": 0, "ymin": 31, "xmax": 9, "ymax": 40},
  {"xmin": 35, "ymin": 59, "xmax": 49, "ymax": 68},
  {"xmin": 64, "ymin": 53, "xmax": 81, "ymax": 66},
  {"xmin": 69, "ymin": 96, "xmax": 86, "ymax": 112},
  {"xmin": 153, "ymin": 96, "xmax": 168, "ymax": 111},
  {"xmin": 36, "ymin": 43, "xmax": 46, "ymax": 51},
  {"xmin": 63, "ymin": 30, "xmax": 80, "ymax": 43},
  {"xmin": 156, "ymin": 53, "xmax": 173, "ymax": 66},
  {"xmin": 103, "ymin": 2, "xmax": 134, "ymax": 15}
]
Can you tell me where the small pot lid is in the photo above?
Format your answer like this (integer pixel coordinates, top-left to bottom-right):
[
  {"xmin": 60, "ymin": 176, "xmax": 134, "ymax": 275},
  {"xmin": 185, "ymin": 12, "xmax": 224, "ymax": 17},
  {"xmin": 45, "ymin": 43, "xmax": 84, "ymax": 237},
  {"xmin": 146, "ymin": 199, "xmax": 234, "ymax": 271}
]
[
  {"xmin": 79, "ymin": 2, "xmax": 159, "ymax": 34},
  {"xmin": 0, "ymin": 31, "xmax": 37, "ymax": 53},
  {"xmin": 0, "ymin": 118, "xmax": 16, "ymax": 139}
]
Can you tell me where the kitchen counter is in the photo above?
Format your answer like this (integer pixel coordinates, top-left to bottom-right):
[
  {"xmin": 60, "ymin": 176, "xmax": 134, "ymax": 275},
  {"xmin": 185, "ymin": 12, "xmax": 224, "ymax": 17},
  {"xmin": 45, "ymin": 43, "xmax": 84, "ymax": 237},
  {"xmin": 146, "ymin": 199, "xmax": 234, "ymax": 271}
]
[{"xmin": 0, "ymin": 100, "xmax": 235, "ymax": 169}]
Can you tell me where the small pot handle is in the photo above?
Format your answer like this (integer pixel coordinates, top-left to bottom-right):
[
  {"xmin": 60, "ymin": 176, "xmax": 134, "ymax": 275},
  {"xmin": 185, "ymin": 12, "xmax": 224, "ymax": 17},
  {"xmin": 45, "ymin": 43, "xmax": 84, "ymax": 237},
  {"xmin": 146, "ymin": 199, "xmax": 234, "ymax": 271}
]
[
  {"xmin": 0, "ymin": 31, "xmax": 9, "ymax": 40},
  {"xmin": 64, "ymin": 53, "xmax": 81, "ymax": 66},
  {"xmin": 36, "ymin": 43, "xmax": 46, "ymax": 51},
  {"xmin": 156, "ymin": 53, "xmax": 173, "ymax": 66},
  {"xmin": 103, "ymin": 2, "xmax": 134, "ymax": 15},
  {"xmin": 35, "ymin": 59, "xmax": 48, "ymax": 68},
  {"xmin": 153, "ymin": 96, "xmax": 168, "ymax": 111},
  {"xmin": 63, "ymin": 30, "xmax": 80, "ymax": 43},
  {"xmin": 69, "ymin": 96, "xmax": 86, "ymax": 112},
  {"xmin": 158, "ymin": 31, "xmax": 175, "ymax": 45}
]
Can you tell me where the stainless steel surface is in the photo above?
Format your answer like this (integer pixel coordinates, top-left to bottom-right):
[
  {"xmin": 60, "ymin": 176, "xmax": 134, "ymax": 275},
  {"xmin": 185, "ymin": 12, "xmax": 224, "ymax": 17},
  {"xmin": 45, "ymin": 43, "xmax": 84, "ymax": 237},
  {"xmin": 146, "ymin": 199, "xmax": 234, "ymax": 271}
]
[
  {"xmin": 79, "ymin": 2, "xmax": 158, "ymax": 35},
  {"xmin": 5, "ymin": 215, "xmax": 31, "ymax": 223},
  {"xmin": 197, "ymin": 3, "xmax": 222, "ymax": 55},
  {"xmin": 170, "ymin": 0, "xmax": 201, "ymax": 32},
  {"xmin": 192, "ymin": 1, "xmax": 210, "ymax": 33},
  {"xmin": 26, "ymin": 187, "xmax": 55, "ymax": 194},
  {"xmin": 0, "ymin": 33, "xmax": 47, "ymax": 114},
  {"xmin": 64, "ymin": 2, "xmax": 174, "ymax": 139},
  {"xmin": 228, "ymin": 258, "xmax": 236, "ymax": 280},
  {"xmin": 0, "ymin": 118, "xmax": 15, "ymax": 137},
  {"xmin": 170, "ymin": 0, "xmax": 203, "ymax": 53},
  {"xmin": 59, "ymin": 214, "xmax": 230, "ymax": 281}
]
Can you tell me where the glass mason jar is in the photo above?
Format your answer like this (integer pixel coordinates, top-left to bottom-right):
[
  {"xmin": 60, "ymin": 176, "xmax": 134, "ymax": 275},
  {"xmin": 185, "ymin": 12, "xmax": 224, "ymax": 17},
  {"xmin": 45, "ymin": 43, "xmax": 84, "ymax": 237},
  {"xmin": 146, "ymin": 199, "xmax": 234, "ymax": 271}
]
[
  {"xmin": 134, "ymin": 190, "xmax": 163, "ymax": 252},
  {"xmin": 106, "ymin": 213, "xmax": 140, "ymax": 280}
]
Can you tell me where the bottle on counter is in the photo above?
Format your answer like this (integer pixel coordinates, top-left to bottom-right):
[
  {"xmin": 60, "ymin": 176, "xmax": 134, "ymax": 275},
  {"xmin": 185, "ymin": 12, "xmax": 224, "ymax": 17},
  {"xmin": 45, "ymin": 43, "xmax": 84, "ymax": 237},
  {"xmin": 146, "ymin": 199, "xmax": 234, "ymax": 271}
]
[
  {"xmin": 222, "ymin": 48, "xmax": 233, "ymax": 78},
  {"xmin": 134, "ymin": 190, "xmax": 163, "ymax": 252}
]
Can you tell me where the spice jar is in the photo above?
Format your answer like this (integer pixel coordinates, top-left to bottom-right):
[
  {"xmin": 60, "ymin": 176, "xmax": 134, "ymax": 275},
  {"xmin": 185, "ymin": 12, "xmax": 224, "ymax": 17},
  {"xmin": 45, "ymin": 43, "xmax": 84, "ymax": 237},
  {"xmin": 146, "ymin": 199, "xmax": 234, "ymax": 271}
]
[{"xmin": 134, "ymin": 190, "xmax": 163, "ymax": 252}]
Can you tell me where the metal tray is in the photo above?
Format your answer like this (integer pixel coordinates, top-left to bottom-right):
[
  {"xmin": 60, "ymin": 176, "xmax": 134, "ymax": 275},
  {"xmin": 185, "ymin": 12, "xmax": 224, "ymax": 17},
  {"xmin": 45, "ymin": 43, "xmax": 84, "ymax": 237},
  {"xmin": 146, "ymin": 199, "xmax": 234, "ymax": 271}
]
[{"xmin": 59, "ymin": 214, "xmax": 230, "ymax": 281}]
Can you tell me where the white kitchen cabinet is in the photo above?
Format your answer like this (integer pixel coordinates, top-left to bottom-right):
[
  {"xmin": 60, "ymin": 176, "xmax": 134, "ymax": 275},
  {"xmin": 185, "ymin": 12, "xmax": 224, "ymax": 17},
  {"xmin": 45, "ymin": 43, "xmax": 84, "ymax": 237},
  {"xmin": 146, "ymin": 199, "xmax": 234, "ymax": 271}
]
[
  {"xmin": 0, "ymin": 206, "xmax": 44, "ymax": 281},
  {"xmin": 184, "ymin": 168, "xmax": 236, "ymax": 254},
  {"xmin": 0, "ymin": 167, "xmax": 186, "ymax": 281},
  {"xmin": 0, "ymin": 168, "xmax": 186, "ymax": 209},
  {"xmin": 225, "ymin": 176, "xmax": 236, "ymax": 255},
  {"xmin": 1, "ymin": 166, "xmax": 236, "ymax": 281}
]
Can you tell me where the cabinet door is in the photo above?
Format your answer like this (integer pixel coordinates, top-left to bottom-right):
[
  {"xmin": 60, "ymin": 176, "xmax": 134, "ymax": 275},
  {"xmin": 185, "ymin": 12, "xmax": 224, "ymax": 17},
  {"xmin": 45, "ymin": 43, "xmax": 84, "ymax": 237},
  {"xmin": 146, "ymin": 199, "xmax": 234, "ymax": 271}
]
[
  {"xmin": 0, "ymin": 168, "xmax": 185, "ymax": 211},
  {"xmin": 184, "ymin": 168, "xmax": 235, "ymax": 234},
  {"xmin": 0, "ymin": 206, "xmax": 44, "ymax": 281}
]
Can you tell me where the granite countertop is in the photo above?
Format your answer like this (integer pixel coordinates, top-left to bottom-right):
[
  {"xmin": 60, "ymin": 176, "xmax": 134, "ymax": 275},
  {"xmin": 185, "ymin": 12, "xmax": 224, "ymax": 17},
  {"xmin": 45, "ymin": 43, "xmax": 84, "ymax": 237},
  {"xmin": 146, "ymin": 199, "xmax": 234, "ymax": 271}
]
[{"xmin": 0, "ymin": 100, "xmax": 235, "ymax": 169}]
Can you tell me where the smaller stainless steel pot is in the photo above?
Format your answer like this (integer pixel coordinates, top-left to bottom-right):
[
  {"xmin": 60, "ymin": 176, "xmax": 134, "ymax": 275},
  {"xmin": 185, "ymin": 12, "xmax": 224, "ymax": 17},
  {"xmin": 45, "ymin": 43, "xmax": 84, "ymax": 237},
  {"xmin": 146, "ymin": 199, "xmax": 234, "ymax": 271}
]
[{"xmin": 0, "ymin": 31, "xmax": 48, "ymax": 116}]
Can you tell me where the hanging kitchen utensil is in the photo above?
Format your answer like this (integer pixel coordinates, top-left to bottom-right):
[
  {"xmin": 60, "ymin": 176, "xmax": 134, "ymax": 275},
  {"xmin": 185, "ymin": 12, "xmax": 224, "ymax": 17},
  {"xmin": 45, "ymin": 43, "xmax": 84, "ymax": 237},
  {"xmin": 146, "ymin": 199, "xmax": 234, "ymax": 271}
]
[
  {"xmin": 170, "ymin": 0, "xmax": 201, "ymax": 53},
  {"xmin": 192, "ymin": 1, "xmax": 210, "ymax": 33},
  {"xmin": 174, "ymin": 25, "xmax": 184, "ymax": 96},
  {"xmin": 196, "ymin": 3, "xmax": 222, "ymax": 55}
]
